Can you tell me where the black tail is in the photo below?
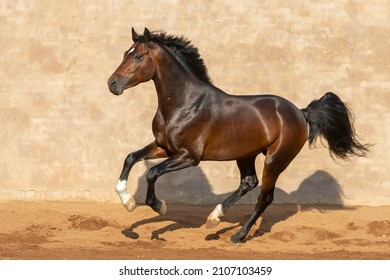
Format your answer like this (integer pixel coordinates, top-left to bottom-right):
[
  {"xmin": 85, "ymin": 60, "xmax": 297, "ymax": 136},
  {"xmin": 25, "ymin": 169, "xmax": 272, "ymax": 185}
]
[{"xmin": 301, "ymin": 92, "xmax": 369, "ymax": 159}]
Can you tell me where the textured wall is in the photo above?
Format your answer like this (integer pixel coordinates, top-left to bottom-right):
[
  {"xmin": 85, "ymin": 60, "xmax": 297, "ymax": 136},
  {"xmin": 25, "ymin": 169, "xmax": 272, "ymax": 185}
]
[{"xmin": 0, "ymin": 0, "xmax": 389, "ymax": 205}]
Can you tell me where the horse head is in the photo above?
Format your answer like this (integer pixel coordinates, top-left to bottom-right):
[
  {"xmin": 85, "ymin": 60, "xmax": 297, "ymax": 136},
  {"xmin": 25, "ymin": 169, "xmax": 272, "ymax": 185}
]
[{"xmin": 108, "ymin": 27, "xmax": 155, "ymax": 95}]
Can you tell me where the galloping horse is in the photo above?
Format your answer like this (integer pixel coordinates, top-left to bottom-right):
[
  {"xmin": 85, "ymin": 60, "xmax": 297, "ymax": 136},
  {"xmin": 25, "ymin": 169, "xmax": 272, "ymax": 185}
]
[{"xmin": 108, "ymin": 28, "xmax": 368, "ymax": 242}]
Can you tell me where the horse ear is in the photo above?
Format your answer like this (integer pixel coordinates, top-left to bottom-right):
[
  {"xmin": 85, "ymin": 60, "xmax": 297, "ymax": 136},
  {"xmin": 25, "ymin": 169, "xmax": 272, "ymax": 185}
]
[
  {"xmin": 144, "ymin": 27, "xmax": 151, "ymax": 41},
  {"xmin": 132, "ymin": 27, "xmax": 139, "ymax": 42}
]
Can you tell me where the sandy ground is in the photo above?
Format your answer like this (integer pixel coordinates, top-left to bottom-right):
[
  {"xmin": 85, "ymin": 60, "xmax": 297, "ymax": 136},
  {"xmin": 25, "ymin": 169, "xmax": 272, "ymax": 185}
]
[{"xmin": 0, "ymin": 201, "xmax": 389, "ymax": 260}]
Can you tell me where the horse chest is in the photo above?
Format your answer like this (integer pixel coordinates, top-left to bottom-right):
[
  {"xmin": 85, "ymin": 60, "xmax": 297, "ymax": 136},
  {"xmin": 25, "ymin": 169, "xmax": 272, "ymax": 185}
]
[
  {"xmin": 153, "ymin": 112, "xmax": 204, "ymax": 155},
  {"xmin": 152, "ymin": 111, "xmax": 186, "ymax": 153}
]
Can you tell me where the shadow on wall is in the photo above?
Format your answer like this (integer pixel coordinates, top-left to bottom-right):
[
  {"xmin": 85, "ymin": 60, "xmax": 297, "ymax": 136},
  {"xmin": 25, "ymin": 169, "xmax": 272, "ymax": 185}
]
[
  {"xmin": 252, "ymin": 170, "xmax": 347, "ymax": 239},
  {"xmin": 134, "ymin": 162, "xmax": 344, "ymax": 207},
  {"xmin": 134, "ymin": 161, "xmax": 260, "ymax": 206},
  {"xmin": 122, "ymin": 162, "xmax": 347, "ymax": 240},
  {"xmin": 274, "ymin": 170, "xmax": 344, "ymax": 205}
]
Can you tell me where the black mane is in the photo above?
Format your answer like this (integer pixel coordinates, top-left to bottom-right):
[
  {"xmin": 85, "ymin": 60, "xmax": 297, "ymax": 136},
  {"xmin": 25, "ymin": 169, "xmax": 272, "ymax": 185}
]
[{"xmin": 149, "ymin": 31, "xmax": 212, "ymax": 84}]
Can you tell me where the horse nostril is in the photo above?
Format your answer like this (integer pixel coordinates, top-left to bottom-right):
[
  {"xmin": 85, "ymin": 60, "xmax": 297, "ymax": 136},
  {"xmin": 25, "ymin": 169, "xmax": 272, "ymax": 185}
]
[
  {"xmin": 108, "ymin": 78, "xmax": 118, "ymax": 92},
  {"xmin": 110, "ymin": 80, "xmax": 117, "ymax": 89},
  {"xmin": 108, "ymin": 76, "xmax": 124, "ymax": 95}
]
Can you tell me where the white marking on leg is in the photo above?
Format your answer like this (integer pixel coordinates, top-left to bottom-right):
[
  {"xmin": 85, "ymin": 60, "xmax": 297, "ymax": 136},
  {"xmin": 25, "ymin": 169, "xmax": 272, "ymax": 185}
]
[
  {"xmin": 116, "ymin": 180, "xmax": 135, "ymax": 212},
  {"xmin": 205, "ymin": 204, "xmax": 224, "ymax": 228},
  {"xmin": 116, "ymin": 180, "xmax": 131, "ymax": 203},
  {"xmin": 210, "ymin": 204, "xmax": 223, "ymax": 221}
]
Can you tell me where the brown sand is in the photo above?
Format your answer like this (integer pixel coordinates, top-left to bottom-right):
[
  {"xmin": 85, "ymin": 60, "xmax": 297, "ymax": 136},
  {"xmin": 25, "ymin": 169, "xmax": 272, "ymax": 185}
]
[{"xmin": 0, "ymin": 201, "xmax": 389, "ymax": 260}]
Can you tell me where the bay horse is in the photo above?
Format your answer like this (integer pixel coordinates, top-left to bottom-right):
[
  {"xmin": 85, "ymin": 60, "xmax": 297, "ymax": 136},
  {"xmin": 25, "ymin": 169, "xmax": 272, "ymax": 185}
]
[{"xmin": 108, "ymin": 27, "xmax": 369, "ymax": 242}]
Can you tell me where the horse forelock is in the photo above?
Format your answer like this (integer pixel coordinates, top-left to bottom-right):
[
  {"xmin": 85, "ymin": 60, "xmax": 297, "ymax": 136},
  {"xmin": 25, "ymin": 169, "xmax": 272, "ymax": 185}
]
[{"xmin": 147, "ymin": 31, "xmax": 212, "ymax": 84}]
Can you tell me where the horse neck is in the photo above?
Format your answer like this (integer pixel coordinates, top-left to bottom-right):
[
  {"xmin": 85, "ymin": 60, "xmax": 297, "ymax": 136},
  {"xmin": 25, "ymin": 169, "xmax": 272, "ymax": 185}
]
[{"xmin": 151, "ymin": 46, "xmax": 202, "ymax": 118}]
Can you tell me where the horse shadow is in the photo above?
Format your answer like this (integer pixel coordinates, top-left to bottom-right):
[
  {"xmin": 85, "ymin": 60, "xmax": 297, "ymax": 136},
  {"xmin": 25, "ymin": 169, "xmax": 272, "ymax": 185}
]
[
  {"xmin": 251, "ymin": 170, "xmax": 350, "ymax": 240},
  {"xmin": 122, "ymin": 160, "xmax": 234, "ymax": 240},
  {"xmin": 121, "ymin": 163, "xmax": 348, "ymax": 241}
]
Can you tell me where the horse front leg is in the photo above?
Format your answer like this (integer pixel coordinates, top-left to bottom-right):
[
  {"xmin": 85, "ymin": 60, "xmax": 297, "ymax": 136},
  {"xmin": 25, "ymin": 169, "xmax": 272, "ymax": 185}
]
[
  {"xmin": 116, "ymin": 141, "xmax": 168, "ymax": 212},
  {"xmin": 145, "ymin": 151, "xmax": 199, "ymax": 215}
]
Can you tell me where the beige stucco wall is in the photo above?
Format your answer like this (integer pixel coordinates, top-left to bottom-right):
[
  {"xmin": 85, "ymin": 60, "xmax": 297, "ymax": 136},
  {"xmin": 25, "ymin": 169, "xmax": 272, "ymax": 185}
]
[{"xmin": 0, "ymin": 0, "xmax": 389, "ymax": 205}]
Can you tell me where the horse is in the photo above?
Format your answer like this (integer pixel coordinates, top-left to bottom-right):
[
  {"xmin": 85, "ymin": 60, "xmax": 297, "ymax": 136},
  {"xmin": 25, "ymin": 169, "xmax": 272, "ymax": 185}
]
[{"xmin": 107, "ymin": 27, "xmax": 369, "ymax": 243}]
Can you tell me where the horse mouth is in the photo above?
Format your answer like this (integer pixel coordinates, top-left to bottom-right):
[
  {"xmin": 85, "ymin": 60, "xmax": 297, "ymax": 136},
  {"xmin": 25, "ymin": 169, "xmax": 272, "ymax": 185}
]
[{"xmin": 111, "ymin": 88, "xmax": 124, "ymax": 96}]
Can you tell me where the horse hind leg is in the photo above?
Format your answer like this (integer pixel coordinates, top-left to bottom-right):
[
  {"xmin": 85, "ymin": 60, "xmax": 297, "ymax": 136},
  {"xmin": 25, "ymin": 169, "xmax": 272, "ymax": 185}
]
[
  {"xmin": 230, "ymin": 171, "xmax": 276, "ymax": 243},
  {"xmin": 230, "ymin": 141, "xmax": 303, "ymax": 243},
  {"xmin": 205, "ymin": 156, "xmax": 258, "ymax": 228}
]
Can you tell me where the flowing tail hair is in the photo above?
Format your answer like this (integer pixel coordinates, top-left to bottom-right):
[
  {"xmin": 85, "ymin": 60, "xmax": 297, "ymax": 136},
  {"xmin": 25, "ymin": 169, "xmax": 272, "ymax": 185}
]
[{"xmin": 301, "ymin": 92, "xmax": 370, "ymax": 159}]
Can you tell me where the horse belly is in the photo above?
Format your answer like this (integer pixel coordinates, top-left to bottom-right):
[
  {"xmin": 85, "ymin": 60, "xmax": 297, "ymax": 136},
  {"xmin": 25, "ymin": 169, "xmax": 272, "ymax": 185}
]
[
  {"xmin": 202, "ymin": 140, "xmax": 268, "ymax": 161},
  {"xmin": 201, "ymin": 112, "xmax": 277, "ymax": 161}
]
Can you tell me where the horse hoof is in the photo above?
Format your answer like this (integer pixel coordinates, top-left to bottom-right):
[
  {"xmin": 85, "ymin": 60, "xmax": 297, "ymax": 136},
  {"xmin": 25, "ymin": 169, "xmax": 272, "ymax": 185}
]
[
  {"xmin": 158, "ymin": 200, "xmax": 167, "ymax": 215},
  {"xmin": 230, "ymin": 232, "xmax": 246, "ymax": 244},
  {"xmin": 123, "ymin": 198, "xmax": 136, "ymax": 212},
  {"xmin": 205, "ymin": 204, "xmax": 223, "ymax": 229},
  {"xmin": 204, "ymin": 217, "xmax": 220, "ymax": 229}
]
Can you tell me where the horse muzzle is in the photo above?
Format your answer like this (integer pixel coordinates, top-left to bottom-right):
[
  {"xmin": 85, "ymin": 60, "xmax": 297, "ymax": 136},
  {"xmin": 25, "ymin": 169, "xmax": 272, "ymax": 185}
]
[{"xmin": 108, "ymin": 76, "xmax": 125, "ymax": 95}]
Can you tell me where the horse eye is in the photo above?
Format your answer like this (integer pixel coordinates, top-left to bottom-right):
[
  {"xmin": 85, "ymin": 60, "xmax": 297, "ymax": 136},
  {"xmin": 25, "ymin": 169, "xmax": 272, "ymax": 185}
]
[{"xmin": 134, "ymin": 54, "xmax": 142, "ymax": 60}]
